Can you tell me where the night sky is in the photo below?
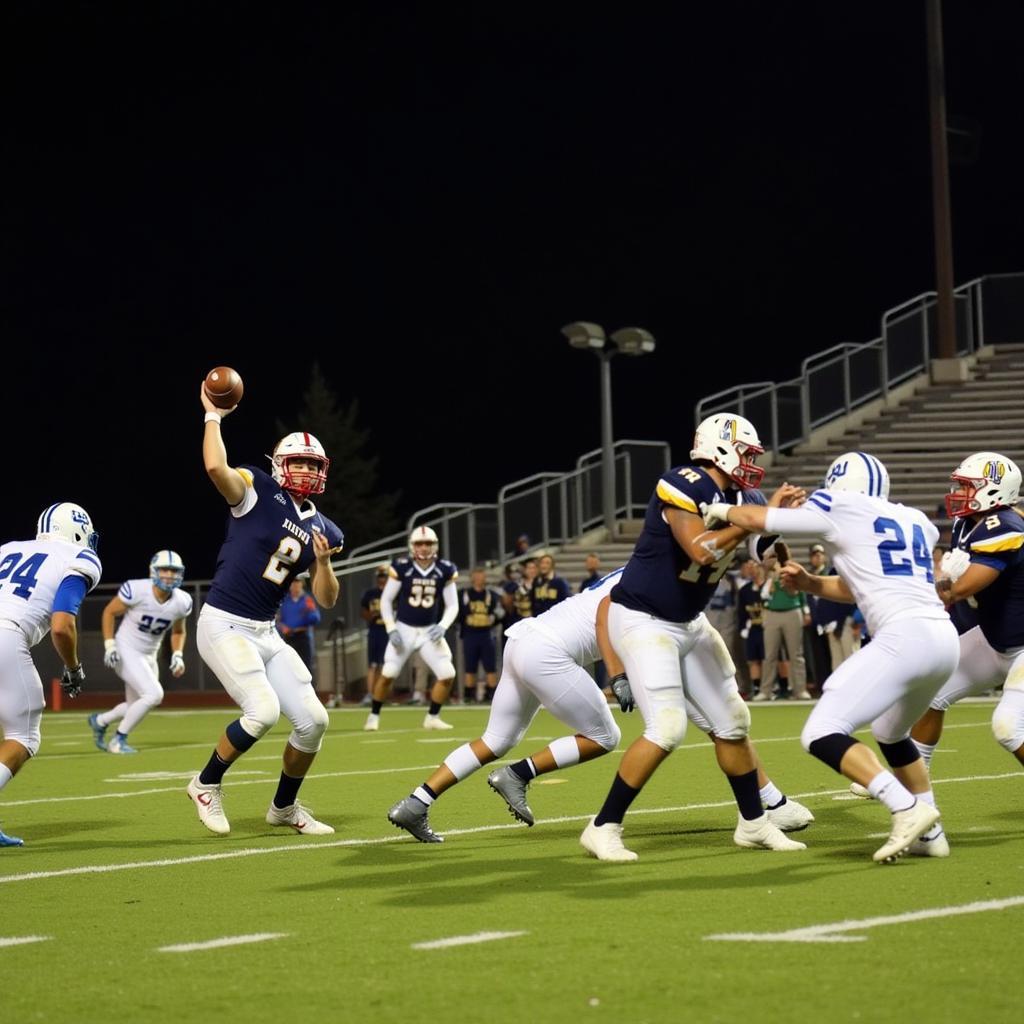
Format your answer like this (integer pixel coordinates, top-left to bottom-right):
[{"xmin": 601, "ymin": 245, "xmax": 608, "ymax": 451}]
[{"xmin": 5, "ymin": 3, "xmax": 1024, "ymax": 582}]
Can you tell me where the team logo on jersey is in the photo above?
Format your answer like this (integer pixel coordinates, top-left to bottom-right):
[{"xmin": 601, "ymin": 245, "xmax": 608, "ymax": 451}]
[
  {"xmin": 982, "ymin": 460, "xmax": 1006, "ymax": 484},
  {"xmin": 275, "ymin": 493, "xmax": 287, "ymax": 505},
  {"xmin": 718, "ymin": 419, "xmax": 737, "ymax": 442}
]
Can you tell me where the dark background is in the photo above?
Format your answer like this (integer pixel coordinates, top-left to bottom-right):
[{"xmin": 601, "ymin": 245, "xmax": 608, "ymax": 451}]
[{"xmin": 4, "ymin": 3, "xmax": 1023, "ymax": 581}]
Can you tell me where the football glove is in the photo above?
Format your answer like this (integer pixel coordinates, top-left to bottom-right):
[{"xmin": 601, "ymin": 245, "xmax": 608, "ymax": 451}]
[
  {"xmin": 701, "ymin": 502, "xmax": 733, "ymax": 529},
  {"xmin": 426, "ymin": 624, "xmax": 445, "ymax": 642},
  {"xmin": 61, "ymin": 664, "xmax": 86, "ymax": 698},
  {"xmin": 388, "ymin": 629, "xmax": 404, "ymax": 652},
  {"xmin": 169, "ymin": 651, "xmax": 186, "ymax": 677},
  {"xmin": 609, "ymin": 673, "xmax": 635, "ymax": 713},
  {"xmin": 939, "ymin": 548, "xmax": 971, "ymax": 583},
  {"xmin": 103, "ymin": 639, "xmax": 120, "ymax": 669}
]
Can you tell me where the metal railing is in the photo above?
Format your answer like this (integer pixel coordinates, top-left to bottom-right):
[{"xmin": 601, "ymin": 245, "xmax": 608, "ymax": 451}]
[{"xmin": 695, "ymin": 272, "xmax": 1024, "ymax": 451}]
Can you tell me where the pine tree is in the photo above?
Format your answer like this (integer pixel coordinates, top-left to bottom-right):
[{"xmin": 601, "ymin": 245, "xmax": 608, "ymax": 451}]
[{"xmin": 276, "ymin": 364, "xmax": 400, "ymax": 550}]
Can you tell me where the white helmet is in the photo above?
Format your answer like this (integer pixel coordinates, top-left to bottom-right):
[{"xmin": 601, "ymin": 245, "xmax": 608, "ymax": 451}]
[
  {"xmin": 408, "ymin": 525, "xmax": 438, "ymax": 561},
  {"xmin": 36, "ymin": 502, "xmax": 98, "ymax": 551},
  {"xmin": 691, "ymin": 413, "xmax": 765, "ymax": 489},
  {"xmin": 824, "ymin": 452, "xmax": 890, "ymax": 500},
  {"xmin": 945, "ymin": 451, "xmax": 1021, "ymax": 519},
  {"xmin": 150, "ymin": 550, "xmax": 185, "ymax": 591},
  {"xmin": 269, "ymin": 432, "xmax": 330, "ymax": 496}
]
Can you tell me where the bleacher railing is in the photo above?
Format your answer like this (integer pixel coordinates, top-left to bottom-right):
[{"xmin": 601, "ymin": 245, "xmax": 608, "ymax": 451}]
[{"xmin": 695, "ymin": 272, "xmax": 1024, "ymax": 451}]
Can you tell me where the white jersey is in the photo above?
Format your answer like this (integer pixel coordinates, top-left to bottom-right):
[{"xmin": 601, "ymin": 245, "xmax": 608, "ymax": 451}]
[
  {"xmin": 505, "ymin": 569, "xmax": 623, "ymax": 664},
  {"xmin": 0, "ymin": 538, "xmax": 102, "ymax": 647},
  {"xmin": 765, "ymin": 490, "xmax": 948, "ymax": 637},
  {"xmin": 115, "ymin": 579, "xmax": 193, "ymax": 656}
]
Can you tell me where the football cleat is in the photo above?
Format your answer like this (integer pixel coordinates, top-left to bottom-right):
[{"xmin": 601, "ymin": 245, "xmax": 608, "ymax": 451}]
[
  {"xmin": 87, "ymin": 712, "xmax": 108, "ymax": 751},
  {"xmin": 908, "ymin": 827, "xmax": 950, "ymax": 858},
  {"xmin": 266, "ymin": 801, "xmax": 335, "ymax": 836},
  {"xmin": 873, "ymin": 801, "xmax": 942, "ymax": 863},
  {"xmin": 849, "ymin": 782, "xmax": 872, "ymax": 799},
  {"xmin": 765, "ymin": 798, "xmax": 815, "ymax": 832},
  {"xmin": 422, "ymin": 714, "xmax": 453, "ymax": 731},
  {"xmin": 186, "ymin": 775, "xmax": 230, "ymax": 835},
  {"xmin": 734, "ymin": 813, "xmax": 807, "ymax": 851},
  {"xmin": 387, "ymin": 796, "xmax": 444, "ymax": 843},
  {"xmin": 363, "ymin": 713, "xmax": 380, "ymax": 732},
  {"xmin": 487, "ymin": 766, "xmax": 535, "ymax": 826},
  {"xmin": 0, "ymin": 826, "xmax": 24, "ymax": 847},
  {"xmin": 579, "ymin": 816, "xmax": 638, "ymax": 862},
  {"xmin": 106, "ymin": 733, "xmax": 137, "ymax": 755}
]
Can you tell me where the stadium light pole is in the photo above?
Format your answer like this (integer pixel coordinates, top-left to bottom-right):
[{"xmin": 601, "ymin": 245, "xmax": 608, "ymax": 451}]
[{"xmin": 561, "ymin": 322, "xmax": 656, "ymax": 537}]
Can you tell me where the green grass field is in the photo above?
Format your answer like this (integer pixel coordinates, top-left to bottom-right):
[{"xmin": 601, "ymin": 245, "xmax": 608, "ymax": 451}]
[{"xmin": 1, "ymin": 700, "xmax": 1019, "ymax": 1023}]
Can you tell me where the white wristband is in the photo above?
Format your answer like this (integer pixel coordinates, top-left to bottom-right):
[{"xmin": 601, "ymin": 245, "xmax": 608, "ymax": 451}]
[
  {"xmin": 104, "ymin": 638, "xmax": 116, "ymax": 652},
  {"xmin": 204, "ymin": 411, "xmax": 222, "ymax": 424}
]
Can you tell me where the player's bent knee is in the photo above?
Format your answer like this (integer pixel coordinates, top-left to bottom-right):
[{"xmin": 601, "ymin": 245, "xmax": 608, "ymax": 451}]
[
  {"xmin": 646, "ymin": 707, "xmax": 687, "ymax": 752},
  {"xmin": 991, "ymin": 711, "xmax": 1024, "ymax": 753},
  {"xmin": 480, "ymin": 729, "xmax": 522, "ymax": 758},
  {"xmin": 715, "ymin": 696, "xmax": 751, "ymax": 741},
  {"xmin": 592, "ymin": 720, "xmax": 621, "ymax": 752},
  {"xmin": 4, "ymin": 728, "xmax": 40, "ymax": 758},
  {"xmin": 288, "ymin": 695, "xmax": 330, "ymax": 753},
  {"xmin": 875, "ymin": 737, "xmax": 920, "ymax": 768},
  {"xmin": 806, "ymin": 732, "xmax": 859, "ymax": 771}
]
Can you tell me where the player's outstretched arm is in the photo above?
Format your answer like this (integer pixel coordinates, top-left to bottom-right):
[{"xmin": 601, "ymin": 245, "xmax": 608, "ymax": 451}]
[{"xmin": 200, "ymin": 382, "xmax": 246, "ymax": 505}]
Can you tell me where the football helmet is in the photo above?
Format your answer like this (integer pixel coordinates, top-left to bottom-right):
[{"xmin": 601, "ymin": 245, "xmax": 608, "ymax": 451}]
[
  {"xmin": 408, "ymin": 525, "xmax": 439, "ymax": 561},
  {"xmin": 269, "ymin": 432, "xmax": 329, "ymax": 496},
  {"xmin": 36, "ymin": 503, "xmax": 98, "ymax": 551},
  {"xmin": 150, "ymin": 550, "xmax": 185, "ymax": 592},
  {"xmin": 945, "ymin": 451, "xmax": 1021, "ymax": 519},
  {"xmin": 824, "ymin": 451, "xmax": 890, "ymax": 500},
  {"xmin": 691, "ymin": 413, "xmax": 765, "ymax": 489}
]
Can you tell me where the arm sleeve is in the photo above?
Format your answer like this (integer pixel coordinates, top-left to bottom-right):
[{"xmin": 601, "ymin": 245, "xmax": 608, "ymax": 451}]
[
  {"xmin": 763, "ymin": 504, "xmax": 835, "ymax": 538},
  {"xmin": 52, "ymin": 574, "xmax": 89, "ymax": 616},
  {"xmin": 438, "ymin": 581, "xmax": 460, "ymax": 630}
]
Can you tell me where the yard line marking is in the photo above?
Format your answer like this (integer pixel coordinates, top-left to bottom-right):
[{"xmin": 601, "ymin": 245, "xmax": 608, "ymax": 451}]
[
  {"xmin": 536, "ymin": 778, "xmax": 568, "ymax": 785},
  {"xmin": 105, "ymin": 771, "xmax": 269, "ymax": 783},
  {"xmin": 411, "ymin": 931, "xmax": 527, "ymax": 950},
  {"xmin": 158, "ymin": 933, "xmax": 289, "ymax": 953},
  {"xmin": 417, "ymin": 737, "xmax": 473, "ymax": 743},
  {"xmin": 704, "ymin": 895, "xmax": 1024, "ymax": 944},
  {"xmin": 3, "ymin": 771, "xmax": 1022, "ymax": 886},
  {"xmin": 0, "ymin": 936, "xmax": 51, "ymax": 949}
]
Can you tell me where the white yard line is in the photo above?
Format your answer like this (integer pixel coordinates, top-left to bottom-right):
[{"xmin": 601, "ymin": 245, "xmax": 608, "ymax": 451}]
[
  {"xmin": 0, "ymin": 936, "xmax": 51, "ymax": 948},
  {"xmin": 705, "ymin": 895, "xmax": 1024, "ymax": 944},
  {"xmin": 158, "ymin": 933, "xmax": 289, "ymax": 953},
  {"xmin": 411, "ymin": 931, "xmax": 527, "ymax": 950}
]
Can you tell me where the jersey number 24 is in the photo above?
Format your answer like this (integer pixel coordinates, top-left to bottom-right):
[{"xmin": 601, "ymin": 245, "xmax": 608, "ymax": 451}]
[{"xmin": 874, "ymin": 518, "xmax": 934, "ymax": 582}]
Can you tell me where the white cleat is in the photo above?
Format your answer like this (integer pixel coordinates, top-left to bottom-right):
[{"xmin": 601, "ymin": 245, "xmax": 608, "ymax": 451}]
[
  {"xmin": 186, "ymin": 775, "xmax": 230, "ymax": 835},
  {"xmin": 580, "ymin": 816, "xmax": 638, "ymax": 862},
  {"xmin": 766, "ymin": 798, "xmax": 815, "ymax": 832},
  {"xmin": 266, "ymin": 802, "xmax": 335, "ymax": 836},
  {"xmin": 873, "ymin": 801, "xmax": 942, "ymax": 863},
  {"xmin": 422, "ymin": 714, "xmax": 454, "ymax": 731},
  {"xmin": 908, "ymin": 827, "xmax": 950, "ymax": 858},
  {"xmin": 734, "ymin": 813, "xmax": 807, "ymax": 851},
  {"xmin": 849, "ymin": 782, "xmax": 872, "ymax": 799},
  {"xmin": 363, "ymin": 713, "xmax": 380, "ymax": 732}
]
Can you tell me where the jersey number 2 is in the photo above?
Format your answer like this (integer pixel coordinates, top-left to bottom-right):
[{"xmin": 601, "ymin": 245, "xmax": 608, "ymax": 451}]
[
  {"xmin": 874, "ymin": 518, "xmax": 934, "ymax": 582},
  {"xmin": 263, "ymin": 537, "xmax": 303, "ymax": 585}
]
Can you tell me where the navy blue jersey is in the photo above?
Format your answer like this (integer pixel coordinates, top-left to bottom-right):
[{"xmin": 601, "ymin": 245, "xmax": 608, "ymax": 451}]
[
  {"xmin": 953, "ymin": 507, "xmax": 1024, "ymax": 651},
  {"xmin": 458, "ymin": 586, "xmax": 501, "ymax": 634},
  {"xmin": 389, "ymin": 557, "xmax": 459, "ymax": 627},
  {"xmin": 361, "ymin": 586, "xmax": 386, "ymax": 634},
  {"xmin": 737, "ymin": 580, "xmax": 764, "ymax": 631},
  {"xmin": 206, "ymin": 466, "xmax": 344, "ymax": 621},
  {"xmin": 531, "ymin": 574, "xmax": 571, "ymax": 615},
  {"xmin": 613, "ymin": 463, "xmax": 740, "ymax": 623}
]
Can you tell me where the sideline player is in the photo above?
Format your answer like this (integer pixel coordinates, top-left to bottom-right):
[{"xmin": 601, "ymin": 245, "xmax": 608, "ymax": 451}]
[
  {"xmin": 89, "ymin": 550, "xmax": 192, "ymax": 753},
  {"xmin": 187, "ymin": 386, "xmax": 343, "ymax": 836}
]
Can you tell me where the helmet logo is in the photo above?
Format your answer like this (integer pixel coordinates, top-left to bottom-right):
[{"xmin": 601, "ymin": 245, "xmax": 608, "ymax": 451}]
[
  {"xmin": 983, "ymin": 460, "xmax": 1006, "ymax": 484},
  {"xmin": 827, "ymin": 460, "xmax": 848, "ymax": 484},
  {"xmin": 718, "ymin": 419, "xmax": 737, "ymax": 442},
  {"xmin": 71, "ymin": 509, "xmax": 90, "ymax": 526}
]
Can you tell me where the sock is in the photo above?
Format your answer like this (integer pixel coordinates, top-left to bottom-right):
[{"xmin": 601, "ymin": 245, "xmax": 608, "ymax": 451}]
[
  {"xmin": 115, "ymin": 731, "xmax": 128, "ymax": 742},
  {"xmin": 413, "ymin": 784, "xmax": 438, "ymax": 807},
  {"xmin": 273, "ymin": 771, "xmax": 303, "ymax": 810},
  {"xmin": 594, "ymin": 774, "xmax": 640, "ymax": 827},
  {"xmin": 912, "ymin": 738, "xmax": 936, "ymax": 769},
  {"xmin": 728, "ymin": 769, "xmax": 763, "ymax": 821},
  {"xmin": 509, "ymin": 758, "xmax": 536, "ymax": 782},
  {"xmin": 0, "ymin": 764, "xmax": 12, "ymax": 792},
  {"xmin": 759, "ymin": 780, "xmax": 785, "ymax": 809},
  {"xmin": 371, "ymin": 700, "xmax": 383, "ymax": 715},
  {"xmin": 198, "ymin": 751, "xmax": 231, "ymax": 787},
  {"xmin": 428, "ymin": 701, "xmax": 442, "ymax": 716},
  {"xmin": 866, "ymin": 770, "xmax": 915, "ymax": 813}
]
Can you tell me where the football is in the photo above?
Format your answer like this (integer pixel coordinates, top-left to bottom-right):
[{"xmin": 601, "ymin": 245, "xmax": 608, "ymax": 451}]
[{"xmin": 203, "ymin": 366, "xmax": 244, "ymax": 409}]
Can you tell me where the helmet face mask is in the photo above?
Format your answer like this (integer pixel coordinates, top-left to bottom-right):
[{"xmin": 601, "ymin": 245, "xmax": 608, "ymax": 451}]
[
  {"xmin": 824, "ymin": 452, "xmax": 890, "ymax": 500},
  {"xmin": 270, "ymin": 432, "xmax": 330, "ymax": 497},
  {"xmin": 945, "ymin": 452, "xmax": 1021, "ymax": 519},
  {"xmin": 408, "ymin": 525, "xmax": 438, "ymax": 563},
  {"xmin": 150, "ymin": 550, "xmax": 185, "ymax": 592},
  {"xmin": 691, "ymin": 414, "xmax": 765, "ymax": 489},
  {"xmin": 36, "ymin": 503, "xmax": 98, "ymax": 551}
]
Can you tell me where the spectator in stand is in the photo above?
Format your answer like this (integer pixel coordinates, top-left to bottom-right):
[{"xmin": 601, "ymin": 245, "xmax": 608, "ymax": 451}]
[
  {"xmin": 359, "ymin": 566, "xmax": 390, "ymax": 706},
  {"xmin": 737, "ymin": 558, "xmax": 766, "ymax": 700},
  {"xmin": 513, "ymin": 558, "xmax": 539, "ymax": 623},
  {"xmin": 707, "ymin": 566, "xmax": 742, "ymax": 692},
  {"xmin": 804, "ymin": 544, "xmax": 834, "ymax": 692},
  {"xmin": 532, "ymin": 554, "xmax": 571, "ymax": 615},
  {"xmin": 277, "ymin": 578, "xmax": 321, "ymax": 684},
  {"xmin": 499, "ymin": 562, "xmax": 521, "ymax": 647},
  {"xmin": 514, "ymin": 533, "xmax": 531, "ymax": 557},
  {"xmin": 756, "ymin": 556, "xmax": 812, "ymax": 701},
  {"xmin": 458, "ymin": 567, "xmax": 504, "ymax": 703}
]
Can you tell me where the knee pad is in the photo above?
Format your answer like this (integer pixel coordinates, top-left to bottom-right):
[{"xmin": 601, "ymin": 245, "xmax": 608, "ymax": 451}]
[
  {"xmin": 4, "ymin": 724, "xmax": 41, "ymax": 758},
  {"xmin": 590, "ymin": 719, "xmax": 621, "ymax": 753},
  {"xmin": 288, "ymin": 695, "xmax": 329, "ymax": 754},
  {"xmin": 806, "ymin": 732, "xmax": 859, "ymax": 772},
  {"xmin": 713, "ymin": 694, "xmax": 751, "ymax": 741},
  {"xmin": 238, "ymin": 691, "xmax": 281, "ymax": 742},
  {"xmin": 140, "ymin": 684, "xmax": 165, "ymax": 709},
  {"xmin": 481, "ymin": 726, "xmax": 524, "ymax": 759},
  {"xmin": 646, "ymin": 707, "xmax": 687, "ymax": 752},
  {"xmin": 876, "ymin": 737, "xmax": 921, "ymax": 768},
  {"xmin": 992, "ymin": 707, "xmax": 1024, "ymax": 754}
]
